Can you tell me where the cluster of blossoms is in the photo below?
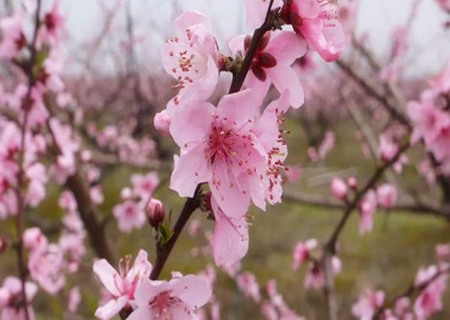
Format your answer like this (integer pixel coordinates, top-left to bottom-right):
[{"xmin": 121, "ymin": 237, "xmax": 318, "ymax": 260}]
[
  {"xmin": 155, "ymin": 0, "xmax": 345, "ymax": 270},
  {"xmin": 331, "ymin": 177, "xmax": 398, "ymax": 235},
  {"xmin": 93, "ymin": 250, "xmax": 211, "ymax": 319},
  {"xmin": 291, "ymin": 238, "xmax": 342, "ymax": 290},
  {"xmin": 352, "ymin": 243, "xmax": 450, "ymax": 320},
  {"xmin": 23, "ymin": 213, "xmax": 85, "ymax": 296},
  {"xmin": 408, "ymin": 64, "xmax": 450, "ymax": 177},
  {"xmin": 113, "ymin": 172, "xmax": 159, "ymax": 233},
  {"xmin": 85, "ymin": 123, "xmax": 157, "ymax": 166}
]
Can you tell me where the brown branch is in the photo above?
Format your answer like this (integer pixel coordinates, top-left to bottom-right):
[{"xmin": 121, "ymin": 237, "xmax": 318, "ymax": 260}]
[
  {"xmin": 320, "ymin": 143, "xmax": 410, "ymax": 320},
  {"xmin": 13, "ymin": 2, "xmax": 42, "ymax": 319},
  {"xmin": 374, "ymin": 265, "xmax": 450, "ymax": 319},
  {"xmin": 229, "ymin": 0, "xmax": 275, "ymax": 94},
  {"xmin": 283, "ymin": 190, "xmax": 450, "ymax": 220},
  {"xmin": 324, "ymin": 142, "xmax": 410, "ymax": 253},
  {"xmin": 149, "ymin": 185, "xmax": 202, "ymax": 280},
  {"xmin": 336, "ymin": 59, "xmax": 410, "ymax": 128},
  {"xmin": 66, "ymin": 166, "xmax": 113, "ymax": 262}
]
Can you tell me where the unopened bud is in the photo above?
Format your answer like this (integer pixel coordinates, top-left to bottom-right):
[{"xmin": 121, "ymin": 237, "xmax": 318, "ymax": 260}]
[
  {"xmin": 347, "ymin": 176, "xmax": 357, "ymax": 189},
  {"xmin": 153, "ymin": 110, "xmax": 171, "ymax": 137},
  {"xmin": 147, "ymin": 198, "xmax": 165, "ymax": 228},
  {"xmin": 331, "ymin": 177, "xmax": 348, "ymax": 200}
]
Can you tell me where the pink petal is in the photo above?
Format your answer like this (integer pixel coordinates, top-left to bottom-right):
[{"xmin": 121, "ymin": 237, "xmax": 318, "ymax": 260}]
[
  {"xmin": 210, "ymin": 159, "xmax": 250, "ymax": 217},
  {"xmin": 169, "ymin": 100, "xmax": 214, "ymax": 150},
  {"xmin": 92, "ymin": 260, "xmax": 121, "ymax": 297},
  {"xmin": 94, "ymin": 296, "xmax": 128, "ymax": 320},
  {"xmin": 170, "ymin": 144, "xmax": 212, "ymax": 198},
  {"xmin": 134, "ymin": 278, "xmax": 169, "ymax": 307},
  {"xmin": 175, "ymin": 11, "xmax": 212, "ymax": 36},
  {"xmin": 267, "ymin": 65, "xmax": 304, "ymax": 108},
  {"xmin": 171, "ymin": 275, "xmax": 212, "ymax": 309},
  {"xmin": 127, "ymin": 307, "xmax": 154, "ymax": 320},
  {"xmin": 217, "ymin": 90, "xmax": 262, "ymax": 129},
  {"xmin": 265, "ymin": 31, "xmax": 307, "ymax": 65},
  {"xmin": 212, "ymin": 200, "xmax": 249, "ymax": 267},
  {"xmin": 293, "ymin": 0, "xmax": 321, "ymax": 19}
]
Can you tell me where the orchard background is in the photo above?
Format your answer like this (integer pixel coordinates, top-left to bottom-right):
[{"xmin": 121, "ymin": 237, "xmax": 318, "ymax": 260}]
[{"xmin": 0, "ymin": 0, "xmax": 450, "ymax": 319}]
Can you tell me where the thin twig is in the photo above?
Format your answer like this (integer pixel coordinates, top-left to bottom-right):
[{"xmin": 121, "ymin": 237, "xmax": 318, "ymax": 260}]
[{"xmin": 14, "ymin": 1, "xmax": 42, "ymax": 319}]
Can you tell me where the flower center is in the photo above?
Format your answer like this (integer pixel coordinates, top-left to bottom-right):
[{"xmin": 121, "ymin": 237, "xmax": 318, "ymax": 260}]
[{"xmin": 150, "ymin": 291, "xmax": 183, "ymax": 319}]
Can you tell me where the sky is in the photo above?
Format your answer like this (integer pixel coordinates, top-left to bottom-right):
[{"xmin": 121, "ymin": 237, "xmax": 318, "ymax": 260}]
[{"xmin": 58, "ymin": 0, "xmax": 450, "ymax": 76}]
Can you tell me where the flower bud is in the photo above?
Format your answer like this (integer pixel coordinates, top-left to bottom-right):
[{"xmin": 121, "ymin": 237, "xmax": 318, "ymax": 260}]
[
  {"xmin": 331, "ymin": 177, "xmax": 348, "ymax": 200},
  {"xmin": 347, "ymin": 176, "xmax": 357, "ymax": 189},
  {"xmin": 147, "ymin": 198, "xmax": 165, "ymax": 228},
  {"xmin": 153, "ymin": 110, "xmax": 171, "ymax": 137}
]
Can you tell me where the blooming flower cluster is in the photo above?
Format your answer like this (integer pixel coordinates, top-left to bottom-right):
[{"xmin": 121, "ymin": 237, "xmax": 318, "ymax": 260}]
[
  {"xmin": 408, "ymin": 65, "xmax": 450, "ymax": 176},
  {"xmin": 93, "ymin": 250, "xmax": 211, "ymax": 319},
  {"xmin": 113, "ymin": 172, "xmax": 159, "ymax": 233},
  {"xmin": 157, "ymin": 0, "xmax": 345, "ymax": 269}
]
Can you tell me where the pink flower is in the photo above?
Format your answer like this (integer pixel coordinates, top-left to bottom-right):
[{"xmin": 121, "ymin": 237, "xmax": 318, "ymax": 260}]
[
  {"xmin": 436, "ymin": 0, "xmax": 450, "ymax": 11},
  {"xmin": 351, "ymin": 290, "xmax": 385, "ymax": 320},
  {"xmin": 93, "ymin": 249, "xmax": 152, "ymax": 320},
  {"xmin": 337, "ymin": 0, "xmax": 360, "ymax": 37},
  {"xmin": 376, "ymin": 184, "xmax": 397, "ymax": 209},
  {"xmin": 39, "ymin": 0, "xmax": 65, "ymax": 46},
  {"xmin": 413, "ymin": 265, "xmax": 448, "ymax": 319},
  {"xmin": 436, "ymin": 244, "xmax": 450, "ymax": 260},
  {"xmin": 113, "ymin": 200, "xmax": 146, "ymax": 233},
  {"xmin": 430, "ymin": 125, "xmax": 450, "ymax": 162},
  {"xmin": 237, "ymin": 272, "xmax": 261, "ymax": 303},
  {"xmin": 304, "ymin": 261, "xmax": 325, "ymax": 290},
  {"xmin": 127, "ymin": 274, "xmax": 211, "ymax": 320},
  {"xmin": 23, "ymin": 227, "xmax": 48, "ymax": 251},
  {"xmin": 292, "ymin": 239, "xmax": 317, "ymax": 270},
  {"xmin": 407, "ymin": 92, "xmax": 450, "ymax": 146},
  {"xmin": 131, "ymin": 172, "xmax": 159, "ymax": 200},
  {"xmin": 359, "ymin": 190, "xmax": 377, "ymax": 235},
  {"xmin": 28, "ymin": 243, "xmax": 66, "ymax": 295},
  {"xmin": 379, "ymin": 134, "xmax": 398, "ymax": 162},
  {"xmin": 230, "ymin": 31, "xmax": 307, "ymax": 108},
  {"xmin": 0, "ymin": 277, "xmax": 38, "ymax": 320},
  {"xmin": 330, "ymin": 177, "xmax": 348, "ymax": 200},
  {"xmin": 0, "ymin": 11, "xmax": 25, "ymax": 60},
  {"xmin": 281, "ymin": 0, "xmax": 346, "ymax": 61},
  {"xmin": 162, "ymin": 11, "xmax": 219, "ymax": 107},
  {"xmin": 170, "ymin": 89, "xmax": 289, "ymax": 217}
]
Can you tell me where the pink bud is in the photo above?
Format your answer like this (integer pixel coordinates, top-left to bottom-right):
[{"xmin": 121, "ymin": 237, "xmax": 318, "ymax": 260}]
[
  {"xmin": 153, "ymin": 110, "xmax": 171, "ymax": 137},
  {"xmin": 147, "ymin": 198, "xmax": 165, "ymax": 228},
  {"xmin": 331, "ymin": 177, "xmax": 348, "ymax": 200},
  {"xmin": 347, "ymin": 176, "xmax": 357, "ymax": 189},
  {"xmin": 121, "ymin": 187, "xmax": 133, "ymax": 200},
  {"xmin": 376, "ymin": 184, "xmax": 397, "ymax": 209}
]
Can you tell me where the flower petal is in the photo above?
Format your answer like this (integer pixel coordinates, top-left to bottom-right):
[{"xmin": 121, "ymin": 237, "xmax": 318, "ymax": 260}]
[
  {"xmin": 94, "ymin": 296, "xmax": 128, "ymax": 320},
  {"xmin": 92, "ymin": 260, "xmax": 121, "ymax": 297},
  {"xmin": 170, "ymin": 144, "xmax": 212, "ymax": 198}
]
